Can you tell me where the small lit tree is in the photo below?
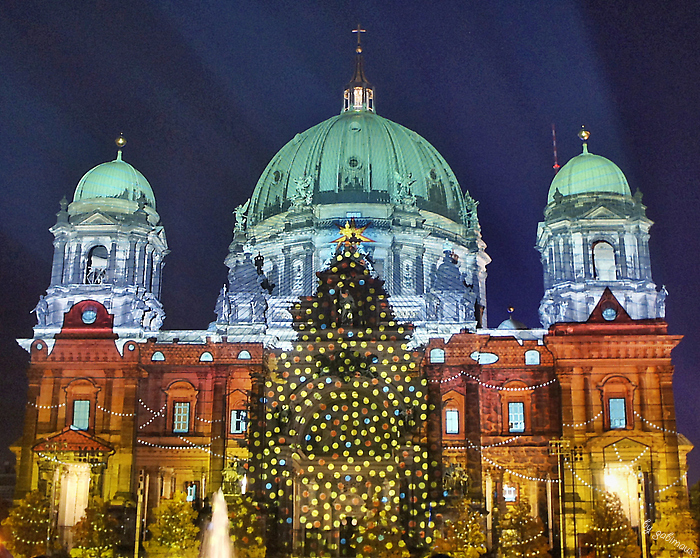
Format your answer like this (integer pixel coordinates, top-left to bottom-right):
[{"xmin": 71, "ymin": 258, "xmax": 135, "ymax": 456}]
[
  {"xmin": 228, "ymin": 493, "xmax": 265, "ymax": 558},
  {"xmin": 589, "ymin": 492, "xmax": 640, "ymax": 558},
  {"xmin": 433, "ymin": 498, "xmax": 486, "ymax": 558},
  {"xmin": 356, "ymin": 500, "xmax": 408, "ymax": 558},
  {"xmin": 1, "ymin": 490, "xmax": 53, "ymax": 558},
  {"xmin": 145, "ymin": 491, "xmax": 199, "ymax": 558},
  {"xmin": 649, "ymin": 490, "xmax": 699, "ymax": 558},
  {"xmin": 72, "ymin": 498, "xmax": 120, "ymax": 558},
  {"xmin": 500, "ymin": 501, "xmax": 549, "ymax": 558}
]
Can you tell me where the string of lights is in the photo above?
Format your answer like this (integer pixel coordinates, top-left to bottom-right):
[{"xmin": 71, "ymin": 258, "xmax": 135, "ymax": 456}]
[
  {"xmin": 633, "ymin": 412, "xmax": 678, "ymax": 434},
  {"xmin": 177, "ymin": 434, "xmax": 222, "ymax": 447},
  {"xmin": 96, "ymin": 404, "xmax": 135, "ymax": 417},
  {"xmin": 479, "ymin": 453, "xmax": 558, "ymax": 483},
  {"xmin": 436, "ymin": 370, "xmax": 557, "ymax": 391},
  {"xmin": 36, "ymin": 452, "xmax": 92, "ymax": 470},
  {"xmin": 501, "ymin": 530, "xmax": 547, "ymax": 548},
  {"xmin": 28, "ymin": 401, "xmax": 65, "ymax": 409},
  {"xmin": 446, "ymin": 436, "xmax": 522, "ymax": 452},
  {"xmin": 137, "ymin": 438, "xmax": 227, "ymax": 459},
  {"xmin": 562, "ymin": 412, "xmax": 603, "ymax": 428}
]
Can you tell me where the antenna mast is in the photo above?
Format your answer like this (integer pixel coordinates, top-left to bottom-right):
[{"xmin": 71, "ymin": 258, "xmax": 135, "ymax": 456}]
[{"xmin": 551, "ymin": 123, "xmax": 561, "ymax": 173}]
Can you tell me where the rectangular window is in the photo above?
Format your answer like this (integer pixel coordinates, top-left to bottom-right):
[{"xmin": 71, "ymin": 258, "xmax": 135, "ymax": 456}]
[
  {"xmin": 231, "ymin": 410, "xmax": 248, "ymax": 434},
  {"xmin": 72, "ymin": 400, "xmax": 90, "ymax": 431},
  {"xmin": 173, "ymin": 402, "xmax": 190, "ymax": 433},
  {"xmin": 503, "ymin": 485, "xmax": 518, "ymax": 502},
  {"xmin": 609, "ymin": 398, "xmax": 627, "ymax": 429},
  {"xmin": 445, "ymin": 409, "xmax": 459, "ymax": 434},
  {"xmin": 508, "ymin": 402, "xmax": 525, "ymax": 433}
]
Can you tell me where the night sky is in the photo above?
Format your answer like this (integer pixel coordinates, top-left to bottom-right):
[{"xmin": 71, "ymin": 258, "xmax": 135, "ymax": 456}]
[{"xmin": 1, "ymin": 1, "xmax": 698, "ymax": 482}]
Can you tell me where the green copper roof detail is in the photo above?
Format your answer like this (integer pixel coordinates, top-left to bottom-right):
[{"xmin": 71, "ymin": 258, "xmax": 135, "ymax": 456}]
[
  {"xmin": 548, "ymin": 146, "xmax": 631, "ymax": 204},
  {"xmin": 73, "ymin": 151, "xmax": 156, "ymax": 208},
  {"xmin": 248, "ymin": 111, "xmax": 468, "ymax": 224}
]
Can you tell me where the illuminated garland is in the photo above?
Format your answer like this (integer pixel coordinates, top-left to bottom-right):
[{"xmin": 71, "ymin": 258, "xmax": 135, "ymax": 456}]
[
  {"xmin": 28, "ymin": 401, "xmax": 65, "ymax": 409},
  {"xmin": 96, "ymin": 403, "xmax": 134, "ymax": 417},
  {"xmin": 585, "ymin": 523, "xmax": 628, "ymax": 533},
  {"xmin": 479, "ymin": 454, "xmax": 558, "ymax": 483},
  {"xmin": 36, "ymin": 452, "xmax": 91, "ymax": 469},
  {"xmin": 138, "ymin": 399, "xmax": 167, "ymax": 429},
  {"xmin": 446, "ymin": 436, "xmax": 522, "ymax": 452},
  {"xmin": 137, "ymin": 438, "xmax": 227, "ymax": 459},
  {"xmin": 436, "ymin": 370, "xmax": 557, "ymax": 391},
  {"xmin": 562, "ymin": 412, "xmax": 603, "ymax": 428},
  {"xmin": 633, "ymin": 411, "xmax": 678, "ymax": 434},
  {"xmin": 655, "ymin": 476, "xmax": 684, "ymax": 494},
  {"xmin": 502, "ymin": 530, "xmax": 547, "ymax": 548}
]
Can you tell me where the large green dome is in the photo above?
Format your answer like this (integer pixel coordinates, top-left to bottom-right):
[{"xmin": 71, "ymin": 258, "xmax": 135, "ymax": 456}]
[
  {"xmin": 548, "ymin": 144, "xmax": 631, "ymax": 204},
  {"xmin": 248, "ymin": 110, "xmax": 467, "ymax": 225},
  {"xmin": 73, "ymin": 151, "xmax": 156, "ymax": 208}
]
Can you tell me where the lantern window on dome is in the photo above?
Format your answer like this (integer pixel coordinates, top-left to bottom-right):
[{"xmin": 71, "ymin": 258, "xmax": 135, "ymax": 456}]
[
  {"xmin": 85, "ymin": 245, "xmax": 109, "ymax": 285},
  {"xmin": 592, "ymin": 241, "xmax": 616, "ymax": 280}
]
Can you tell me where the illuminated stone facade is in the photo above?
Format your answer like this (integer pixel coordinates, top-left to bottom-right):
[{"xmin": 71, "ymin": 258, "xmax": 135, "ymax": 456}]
[{"xmin": 11, "ymin": 42, "xmax": 692, "ymax": 558}]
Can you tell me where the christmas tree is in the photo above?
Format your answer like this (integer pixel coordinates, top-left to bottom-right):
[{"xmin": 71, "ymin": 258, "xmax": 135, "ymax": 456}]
[
  {"xmin": 1, "ymin": 490, "xmax": 53, "ymax": 558},
  {"xmin": 228, "ymin": 493, "xmax": 265, "ymax": 558},
  {"xmin": 589, "ymin": 492, "xmax": 640, "ymax": 558},
  {"xmin": 433, "ymin": 498, "xmax": 486, "ymax": 558},
  {"xmin": 649, "ymin": 489, "xmax": 699, "ymax": 558},
  {"xmin": 500, "ymin": 501, "xmax": 549, "ymax": 558},
  {"xmin": 356, "ymin": 499, "xmax": 408, "ymax": 558},
  {"xmin": 72, "ymin": 497, "xmax": 120, "ymax": 558},
  {"xmin": 145, "ymin": 491, "xmax": 200, "ymax": 558}
]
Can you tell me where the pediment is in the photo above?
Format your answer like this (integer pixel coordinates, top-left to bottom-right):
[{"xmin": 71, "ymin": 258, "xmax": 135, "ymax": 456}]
[
  {"xmin": 582, "ymin": 205, "xmax": 624, "ymax": 220},
  {"xmin": 74, "ymin": 211, "xmax": 119, "ymax": 226},
  {"xmin": 33, "ymin": 427, "xmax": 113, "ymax": 453},
  {"xmin": 587, "ymin": 287, "xmax": 632, "ymax": 323}
]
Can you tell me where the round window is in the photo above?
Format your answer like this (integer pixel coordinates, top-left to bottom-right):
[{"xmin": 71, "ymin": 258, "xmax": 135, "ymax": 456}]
[
  {"xmin": 81, "ymin": 308, "xmax": 98, "ymax": 324},
  {"xmin": 602, "ymin": 307, "xmax": 618, "ymax": 321},
  {"xmin": 127, "ymin": 344, "xmax": 136, "ymax": 352},
  {"xmin": 348, "ymin": 157, "xmax": 360, "ymax": 168}
]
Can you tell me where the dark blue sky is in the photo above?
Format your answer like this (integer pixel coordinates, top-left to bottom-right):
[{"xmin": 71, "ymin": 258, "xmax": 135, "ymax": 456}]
[{"xmin": 1, "ymin": 0, "xmax": 699, "ymax": 481}]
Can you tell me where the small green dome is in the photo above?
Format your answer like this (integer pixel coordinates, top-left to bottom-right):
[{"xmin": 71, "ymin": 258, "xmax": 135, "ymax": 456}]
[
  {"xmin": 73, "ymin": 151, "xmax": 156, "ymax": 208},
  {"xmin": 248, "ymin": 111, "xmax": 467, "ymax": 224},
  {"xmin": 548, "ymin": 145, "xmax": 631, "ymax": 204}
]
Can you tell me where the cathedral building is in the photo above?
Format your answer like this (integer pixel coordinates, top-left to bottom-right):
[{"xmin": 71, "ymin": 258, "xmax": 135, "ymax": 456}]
[{"xmin": 12, "ymin": 37, "xmax": 690, "ymax": 557}]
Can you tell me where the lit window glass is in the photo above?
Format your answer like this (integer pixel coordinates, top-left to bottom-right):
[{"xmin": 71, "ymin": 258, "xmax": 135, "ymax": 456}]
[
  {"xmin": 430, "ymin": 348, "xmax": 445, "ymax": 364},
  {"xmin": 525, "ymin": 350, "xmax": 540, "ymax": 365},
  {"xmin": 445, "ymin": 409, "xmax": 459, "ymax": 434},
  {"xmin": 231, "ymin": 410, "xmax": 248, "ymax": 434},
  {"xmin": 186, "ymin": 483, "xmax": 197, "ymax": 502},
  {"xmin": 72, "ymin": 400, "xmax": 90, "ymax": 431},
  {"xmin": 503, "ymin": 485, "xmax": 517, "ymax": 502},
  {"xmin": 173, "ymin": 402, "xmax": 190, "ymax": 433},
  {"xmin": 609, "ymin": 398, "xmax": 626, "ymax": 429},
  {"xmin": 508, "ymin": 402, "xmax": 525, "ymax": 433}
]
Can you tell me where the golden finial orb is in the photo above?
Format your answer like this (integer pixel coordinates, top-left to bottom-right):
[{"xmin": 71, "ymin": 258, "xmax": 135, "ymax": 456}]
[
  {"xmin": 578, "ymin": 127, "xmax": 590, "ymax": 142},
  {"xmin": 115, "ymin": 134, "xmax": 127, "ymax": 148}
]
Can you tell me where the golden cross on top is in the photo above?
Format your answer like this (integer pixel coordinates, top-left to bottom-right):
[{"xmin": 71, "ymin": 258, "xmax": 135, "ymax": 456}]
[{"xmin": 352, "ymin": 24, "xmax": 366, "ymax": 46}]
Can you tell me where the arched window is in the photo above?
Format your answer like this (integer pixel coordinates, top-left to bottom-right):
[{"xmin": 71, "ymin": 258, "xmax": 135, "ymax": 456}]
[
  {"xmin": 599, "ymin": 376, "xmax": 635, "ymax": 430},
  {"xmin": 430, "ymin": 348, "xmax": 445, "ymax": 364},
  {"xmin": 500, "ymin": 381, "xmax": 531, "ymax": 434},
  {"xmin": 199, "ymin": 352, "xmax": 213, "ymax": 362},
  {"xmin": 165, "ymin": 381, "xmax": 198, "ymax": 434},
  {"xmin": 85, "ymin": 245, "xmax": 109, "ymax": 284},
  {"xmin": 237, "ymin": 350, "xmax": 251, "ymax": 360},
  {"xmin": 292, "ymin": 260, "xmax": 304, "ymax": 295},
  {"xmin": 524, "ymin": 350, "xmax": 541, "ymax": 365},
  {"xmin": 151, "ymin": 351, "xmax": 165, "ymax": 362},
  {"xmin": 442, "ymin": 390, "xmax": 464, "ymax": 437},
  {"xmin": 65, "ymin": 379, "xmax": 99, "ymax": 432},
  {"xmin": 593, "ymin": 241, "xmax": 616, "ymax": 281}
]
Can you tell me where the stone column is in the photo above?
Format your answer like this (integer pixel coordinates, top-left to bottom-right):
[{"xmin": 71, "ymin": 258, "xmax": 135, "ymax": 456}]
[{"xmin": 51, "ymin": 239, "xmax": 66, "ymax": 286}]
